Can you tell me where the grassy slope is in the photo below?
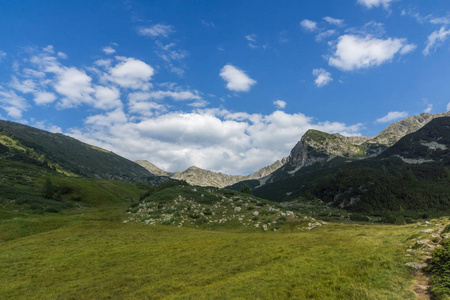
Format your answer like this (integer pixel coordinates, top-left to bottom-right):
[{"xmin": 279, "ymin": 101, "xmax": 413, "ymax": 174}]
[
  {"xmin": 1, "ymin": 220, "xmax": 422, "ymax": 299},
  {"xmin": 0, "ymin": 160, "xmax": 437, "ymax": 299}
]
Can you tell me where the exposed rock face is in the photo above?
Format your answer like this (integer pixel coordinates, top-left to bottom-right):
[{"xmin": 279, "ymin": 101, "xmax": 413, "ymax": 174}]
[
  {"xmin": 288, "ymin": 129, "xmax": 366, "ymax": 167},
  {"xmin": 288, "ymin": 112, "xmax": 450, "ymax": 168},
  {"xmin": 136, "ymin": 159, "xmax": 288, "ymax": 188},
  {"xmin": 135, "ymin": 160, "xmax": 174, "ymax": 177}
]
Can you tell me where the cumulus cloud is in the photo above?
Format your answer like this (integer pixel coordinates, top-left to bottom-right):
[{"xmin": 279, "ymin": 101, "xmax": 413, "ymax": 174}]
[
  {"xmin": 312, "ymin": 68, "xmax": 333, "ymax": 87},
  {"xmin": 300, "ymin": 19, "xmax": 318, "ymax": 31},
  {"xmin": 34, "ymin": 92, "xmax": 57, "ymax": 105},
  {"xmin": 68, "ymin": 108, "xmax": 363, "ymax": 174},
  {"xmin": 424, "ymin": 104, "xmax": 433, "ymax": 113},
  {"xmin": 423, "ymin": 27, "xmax": 450, "ymax": 56},
  {"xmin": 54, "ymin": 67, "xmax": 95, "ymax": 108},
  {"xmin": 220, "ymin": 64, "xmax": 256, "ymax": 92},
  {"xmin": 94, "ymin": 86, "xmax": 121, "ymax": 110},
  {"xmin": 273, "ymin": 100, "xmax": 287, "ymax": 109},
  {"xmin": 328, "ymin": 35, "xmax": 415, "ymax": 71},
  {"xmin": 0, "ymin": 89, "xmax": 28, "ymax": 118},
  {"xmin": 138, "ymin": 24, "xmax": 174, "ymax": 38},
  {"xmin": 108, "ymin": 57, "xmax": 154, "ymax": 90},
  {"xmin": 375, "ymin": 111, "xmax": 408, "ymax": 123},
  {"xmin": 323, "ymin": 16, "xmax": 344, "ymax": 26},
  {"xmin": 357, "ymin": 0, "xmax": 394, "ymax": 9}
]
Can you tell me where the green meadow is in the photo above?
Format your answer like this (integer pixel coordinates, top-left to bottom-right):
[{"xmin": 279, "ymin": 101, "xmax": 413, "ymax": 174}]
[{"xmin": 0, "ymin": 160, "xmax": 445, "ymax": 299}]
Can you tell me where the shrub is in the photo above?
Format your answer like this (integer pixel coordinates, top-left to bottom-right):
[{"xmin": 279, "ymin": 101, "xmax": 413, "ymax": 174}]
[
  {"xmin": 428, "ymin": 243, "xmax": 450, "ymax": 299},
  {"xmin": 350, "ymin": 213, "xmax": 370, "ymax": 222}
]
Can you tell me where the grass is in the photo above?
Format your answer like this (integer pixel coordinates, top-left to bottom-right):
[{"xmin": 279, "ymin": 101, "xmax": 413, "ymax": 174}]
[
  {"xmin": 0, "ymin": 160, "xmax": 437, "ymax": 299},
  {"xmin": 1, "ymin": 220, "xmax": 422, "ymax": 299}
]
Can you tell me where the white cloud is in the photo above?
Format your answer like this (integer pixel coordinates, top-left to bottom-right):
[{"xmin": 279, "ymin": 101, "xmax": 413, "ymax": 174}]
[
  {"xmin": 273, "ymin": 100, "xmax": 287, "ymax": 109},
  {"xmin": 33, "ymin": 120, "xmax": 62, "ymax": 133},
  {"xmin": 430, "ymin": 16, "xmax": 450, "ymax": 25},
  {"xmin": 245, "ymin": 34, "xmax": 257, "ymax": 43},
  {"xmin": 328, "ymin": 34, "xmax": 415, "ymax": 71},
  {"xmin": 245, "ymin": 34, "xmax": 258, "ymax": 49},
  {"xmin": 143, "ymin": 90, "xmax": 202, "ymax": 101},
  {"xmin": 447, "ymin": 102, "xmax": 450, "ymax": 111},
  {"xmin": 68, "ymin": 108, "xmax": 363, "ymax": 174},
  {"xmin": 424, "ymin": 104, "xmax": 433, "ymax": 113},
  {"xmin": 54, "ymin": 67, "xmax": 95, "ymax": 108},
  {"xmin": 102, "ymin": 46, "xmax": 116, "ymax": 55},
  {"xmin": 34, "ymin": 92, "xmax": 57, "ymax": 105},
  {"xmin": 138, "ymin": 24, "xmax": 174, "ymax": 38},
  {"xmin": 94, "ymin": 86, "xmax": 121, "ymax": 110},
  {"xmin": 108, "ymin": 57, "xmax": 154, "ymax": 90},
  {"xmin": 0, "ymin": 89, "xmax": 28, "ymax": 118},
  {"xmin": 315, "ymin": 30, "xmax": 336, "ymax": 42},
  {"xmin": 357, "ymin": 0, "xmax": 394, "ymax": 9},
  {"xmin": 57, "ymin": 52, "xmax": 68, "ymax": 59},
  {"xmin": 400, "ymin": 43, "xmax": 417, "ymax": 54},
  {"xmin": 423, "ymin": 27, "xmax": 450, "ymax": 56},
  {"xmin": 10, "ymin": 77, "xmax": 37, "ymax": 94},
  {"xmin": 312, "ymin": 68, "xmax": 333, "ymax": 87},
  {"xmin": 220, "ymin": 64, "xmax": 256, "ymax": 92},
  {"xmin": 300, "ymin": 19, "xmax": 318, "ymax": 32},
  {"xmin": 375, "ymin": 111, "xmax": 408, "ymax": 123},
  {"xmin": 188, "ymin": 100, "xmax": 209, "ymax": 108},
  {"xmin": 323, "ymin": 17, "xmax": 344, "ymax": 26}
]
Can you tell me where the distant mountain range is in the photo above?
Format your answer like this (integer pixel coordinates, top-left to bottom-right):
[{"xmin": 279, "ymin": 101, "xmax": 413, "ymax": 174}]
[
  {"xmin": 138, "ymin": 111, "xmax": 450, "ymax": 189},
  {"xmin": 1, "ymin": 111, "xmax": 449, "ymax": 219},
  {"xmin": 136, "ymin": 159, "xmax": 287, "ymax": 188}
]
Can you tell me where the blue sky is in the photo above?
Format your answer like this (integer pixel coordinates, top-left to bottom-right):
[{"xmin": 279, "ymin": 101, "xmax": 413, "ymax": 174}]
[{"xmin": 0, "ymin": 0, "xmax": 450, "ymax": 174}]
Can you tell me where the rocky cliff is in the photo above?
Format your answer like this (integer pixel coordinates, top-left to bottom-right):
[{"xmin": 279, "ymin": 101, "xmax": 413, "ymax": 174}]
[
  {"xmin": 288, "ymin": 129, "xmax": 366, "ymax": 167},
  {"xmin": 288, "ymin": 112, "xmax": 450, "ymax": 168}
]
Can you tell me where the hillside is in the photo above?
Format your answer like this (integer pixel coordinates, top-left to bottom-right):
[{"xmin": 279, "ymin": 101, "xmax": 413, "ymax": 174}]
[
  {"xmin": 0, "ymin": 120, "xmax": 166, "ymax": 185},
  {"xmin": 247, "ymin": 117, "xmax": 450, "ymax": 220}
]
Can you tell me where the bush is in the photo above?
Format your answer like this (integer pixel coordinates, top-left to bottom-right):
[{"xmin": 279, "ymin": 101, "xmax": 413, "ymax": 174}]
[
  {"xmin": 428, "ymin": 243, "xmax": 450, "ymax": 299},
  {"xmin": 350, "ymin": 213, "xmax": 370, "ymax": 222},
  {"xmin": 442, "ymin": 224, "xmax": 450, "ymax": 234}
]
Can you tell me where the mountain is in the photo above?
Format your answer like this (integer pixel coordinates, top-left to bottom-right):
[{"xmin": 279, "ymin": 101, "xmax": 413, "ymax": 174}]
[
  {"xmin": 288, "ymin": 129, "xmax": 366, "ymax": 168},
  {"xmin": 230, "ymin": 111, "xmax": 450, "ymax": 191},
  {"xmin": 0, "ymin": 120, "xmax": 167, "ymax": 185},
  {"xmin": 137, "ymin": 159, "xmax": 287, "ymax": 188},
  {"xmin": 244, "ymin": 117, "xmax": 450, "ymax": 220},
  {"xmin": 135, "ymin": 160, "xmax": 174, "ymax": 177},
  {"xmin": 379, "ymin": 116, "xmax": 450, "ymax": 163}
]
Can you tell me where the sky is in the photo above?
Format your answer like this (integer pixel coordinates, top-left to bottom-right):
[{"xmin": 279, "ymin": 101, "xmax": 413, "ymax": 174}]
[{"xmin": 0, "ymin": 0, "xmax": 450, "ymax": 175}]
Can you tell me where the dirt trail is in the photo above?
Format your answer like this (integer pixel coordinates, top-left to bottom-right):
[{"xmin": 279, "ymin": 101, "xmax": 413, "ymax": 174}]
[{"xmin": 410, "ymin": 224, "xmax": 446, "ymax": 300}]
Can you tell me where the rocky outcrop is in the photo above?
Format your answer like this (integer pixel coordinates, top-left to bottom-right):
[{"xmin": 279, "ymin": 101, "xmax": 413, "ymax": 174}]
[
  {"xmin": 288, "ymin": 129, "xmax": 366, "ymax": 167},
  {"xmin": 288, "ymin": 112, "xmax": 450, "ymax": 168}
]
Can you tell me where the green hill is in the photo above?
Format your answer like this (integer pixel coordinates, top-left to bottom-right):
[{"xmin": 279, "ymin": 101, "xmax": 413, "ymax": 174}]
[{"xmin": 0, "ymin": 120, "xmax": 166, "ymax": 185}]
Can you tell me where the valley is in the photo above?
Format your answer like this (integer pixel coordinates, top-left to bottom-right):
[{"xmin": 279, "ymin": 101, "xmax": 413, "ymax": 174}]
[{"xmin": 0, "ymin": 113, "xmax": 449, "ymax": 299}]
